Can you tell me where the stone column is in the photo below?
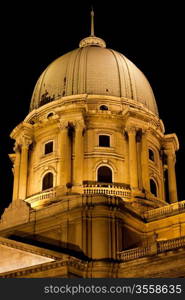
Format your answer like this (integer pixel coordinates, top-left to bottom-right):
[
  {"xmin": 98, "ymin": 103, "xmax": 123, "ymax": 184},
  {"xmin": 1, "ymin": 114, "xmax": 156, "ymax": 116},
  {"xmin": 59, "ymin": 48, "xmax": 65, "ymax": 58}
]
[
  {"xmin": 127, "ymin": 127, "xmax": 138, "ymax": 189},
  {"xmin": 19, "ymin": 137, "xmax": 32, "ymax": 200},
  {"xmin": 141, "ymin": 130, "xmax": 150, "ymax": 192},
  {"xmin": 159, "ymin": 150, "xmax": 166, "ymax": 201},
  {"xmin": 166, "ymin": 150, "xmax": 178, "ymax": 203},
  {"xmin": 136, "ymin": 130, "xmax": 142, "ymax": 189},
  {"xmin": 73, "ymin": 120, "xmax": 85, "ymax": 187},
  {"xmin": 12, "ymin": 143, "xmax": 21, "ymax": 201},
  {"xmin": 58, "ymin": 121, "xmax": 70, "ymax": 187},
  {"xmin": 123, "ymin": 130, "xmax": 129, "ymax": 184}
]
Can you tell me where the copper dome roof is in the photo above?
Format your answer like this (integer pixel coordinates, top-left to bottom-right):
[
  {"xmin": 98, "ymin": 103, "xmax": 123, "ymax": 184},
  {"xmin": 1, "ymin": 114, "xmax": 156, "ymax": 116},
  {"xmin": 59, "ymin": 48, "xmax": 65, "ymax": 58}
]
[{"xmin": 30, "ymin": 38, "xmax": 158, "ymax": 115}]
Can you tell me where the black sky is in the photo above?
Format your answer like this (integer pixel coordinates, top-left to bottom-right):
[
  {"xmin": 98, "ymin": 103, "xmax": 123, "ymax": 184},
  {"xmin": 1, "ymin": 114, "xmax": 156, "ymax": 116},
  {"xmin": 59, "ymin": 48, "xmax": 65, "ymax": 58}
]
[{"xmin": 1, "ymin": 1, "xmax": 184, "ymax": 214}]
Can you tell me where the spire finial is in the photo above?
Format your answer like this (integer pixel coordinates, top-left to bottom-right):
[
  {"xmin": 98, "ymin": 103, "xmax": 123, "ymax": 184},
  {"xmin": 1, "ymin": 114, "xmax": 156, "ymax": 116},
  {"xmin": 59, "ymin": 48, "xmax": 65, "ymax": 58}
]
[
  {"xmin": 91, "ymin": 6, "xmax": 95, "ymax": 36},
  {"xmin": 79, "ymin": 7, "xmax": 106, "ymax": 48}
]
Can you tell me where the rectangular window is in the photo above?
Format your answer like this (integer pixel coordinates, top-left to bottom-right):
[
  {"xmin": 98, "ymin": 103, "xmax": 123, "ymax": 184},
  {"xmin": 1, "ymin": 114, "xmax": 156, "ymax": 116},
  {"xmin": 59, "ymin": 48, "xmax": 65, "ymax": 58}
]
[
  {"xmin": 99, "ymin": 135, "xmax": 110, "ymax": 147},
  {"xmin": 45, "ymin": 141, "xmax": 53, "ymax": 155},
  {"xmin": 149, "ymin": 149, "xmax": 155, "ymax": 162}
]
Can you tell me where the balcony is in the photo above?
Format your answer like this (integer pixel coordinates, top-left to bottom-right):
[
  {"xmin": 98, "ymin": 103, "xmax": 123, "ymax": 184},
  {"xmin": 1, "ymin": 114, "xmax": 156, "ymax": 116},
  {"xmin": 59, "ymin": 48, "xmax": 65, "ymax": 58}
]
[{"xmin": 83, "ymin": 181, "xmax": 131, "ymax": 199}]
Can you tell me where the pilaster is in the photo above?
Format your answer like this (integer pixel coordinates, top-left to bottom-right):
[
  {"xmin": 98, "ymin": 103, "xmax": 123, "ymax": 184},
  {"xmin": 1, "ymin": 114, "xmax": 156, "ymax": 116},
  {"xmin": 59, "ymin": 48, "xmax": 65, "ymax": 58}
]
[
  {"xmin": 141, "ymin": 129, "xmax": 150, "ymax": 193},
  {"xmin": 165, "ymin": 149, "xmax": 178, "ymax": 203},
  {"xmin": 127, "ymin": 127, "xmax": 138, "ymax": 190},
  {"xmin": 12, "ymin": 143, "xmax": 21, "ymax": 201},
  {"xmin": 73, "ymin": 120, "xmax": 85, "ymax": 191},
  {"xmin": 19, "ymin": 136, "xmax": 32, "ymax": 200},
  {"xmin": 58, "ymin": 121, "xmax": 70, "ymax": 190}
]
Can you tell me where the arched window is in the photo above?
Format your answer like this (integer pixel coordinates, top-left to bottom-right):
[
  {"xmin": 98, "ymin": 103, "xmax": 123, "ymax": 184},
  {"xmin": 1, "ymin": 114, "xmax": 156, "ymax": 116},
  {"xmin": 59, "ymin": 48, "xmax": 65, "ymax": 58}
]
[
  {"xmin": 97, "ymin": 166, "xmax": 112, "ymax": 183},
  {"xmin": 150, "ymin": 179, "xmax": 157, "ymax": 197},
  {"xmin": 100, "ymin": 105, "xmax": 108, "ymax": 111},
  {"xmin": 47, "ymin": 112, "xmax": 54, "ymax": 119},
  {"xmin": 42, "ymin": 172, "xmax": 53, "ymax": 190},
  {"xmin": 149, "ymin": 149, "xmax": 155, "ymax": 162},
  {"xmin": 99, "ymin": 135, "xmax": 110, "ymax": 147}
]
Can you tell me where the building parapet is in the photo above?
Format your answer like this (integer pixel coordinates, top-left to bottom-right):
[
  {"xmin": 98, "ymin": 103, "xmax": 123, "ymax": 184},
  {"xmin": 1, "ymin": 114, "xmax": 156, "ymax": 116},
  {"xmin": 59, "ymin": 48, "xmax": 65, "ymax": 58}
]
[
  {"xmin": 118, "ymin": 246, "xmax": 151, "ymax": 261},
  {"xmin": 25, "ymin": 188, "xmax": 57, "ymax": 209},
  {"xmin": 142, "ymin": 200, "xmax": 185, "ymax": 221},
  {"xmin": 157, "ymin": 236, "xmax": 185, "ymax": 253},
  {"xmin": 118, "ymin": 235, "xmax": 185, "ymax": 261}
]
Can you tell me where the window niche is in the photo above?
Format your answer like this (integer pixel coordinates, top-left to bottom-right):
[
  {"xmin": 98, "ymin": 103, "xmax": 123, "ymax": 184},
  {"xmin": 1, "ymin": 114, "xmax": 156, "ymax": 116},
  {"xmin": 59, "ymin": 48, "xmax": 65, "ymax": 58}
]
[
  {"xmin": 42, "ymin": 172, "xmax": 53, "ymax": 190},
  {"xmin": 99, "ymin": 105, "xmax": 108, "ymax": 111},
  {"xmin": 149, "ymin": 149, "xmax": 155, "ymax": 162},
  {"xmin": 47, "ymin": 112, "xmax": 54, "ymax": 119},
  {"xmin": 150, "ymin": 178, "xmax": 158, "ymax": 197},
  {"xmin": 99, "ymin": 135, "xmax": 110, "ymax": 147},
  {"xmin": 97, "ymin": 166, "xmax": 112, "ymax": 183},
  {"xmin": 44, "ymin": 141, "xmax": 53, "ymax": 155}
]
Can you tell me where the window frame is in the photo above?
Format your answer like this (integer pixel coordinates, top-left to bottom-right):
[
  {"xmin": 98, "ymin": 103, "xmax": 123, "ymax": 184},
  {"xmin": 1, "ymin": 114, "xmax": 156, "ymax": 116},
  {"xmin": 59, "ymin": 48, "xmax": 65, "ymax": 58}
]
[
  {"xmin": 99, "ymin": 104, "xmax": 109, "ymax": 111},
  {"xmin": 150, "ymin": 178, "xmax": 158, "ymax": 197},
  {"xmin": 96, "ymin": 165, "xmax": 113, "ymax": 183},
  {"xmin": 47, "ymin": 112, "xmax": 54, "ymax": 119},
  {"xmin": 98, "ymin": 134, "xmax": 111, "ymax": 148},
  {"xmin": 149, "ymin": 148, "xmax": 155, "ymax": 162},
  {"xmin": 43, "ymin": 140, "xmax": 54, "ymax": 156},
  {"xmin": 42, "ymin": 172, "xmax": 54, "ymax": 191}
]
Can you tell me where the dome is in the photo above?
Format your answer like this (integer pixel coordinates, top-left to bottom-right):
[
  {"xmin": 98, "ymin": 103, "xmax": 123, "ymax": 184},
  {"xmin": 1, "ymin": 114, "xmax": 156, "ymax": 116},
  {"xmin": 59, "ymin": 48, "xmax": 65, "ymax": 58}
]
[{"xmin": 30, "ymin": 37, "xmax": 158, "ymax": 115}]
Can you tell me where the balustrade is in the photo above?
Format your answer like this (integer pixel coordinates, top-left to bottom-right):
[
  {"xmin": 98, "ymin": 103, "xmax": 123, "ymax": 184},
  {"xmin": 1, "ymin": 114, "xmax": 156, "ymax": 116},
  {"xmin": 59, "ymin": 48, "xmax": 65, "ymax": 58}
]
[
  {"xmin": 118, "ymin": 235, "xmax": 185, "ymax": 262},
  {"xmin": 143, "ymin": 200, "xmax": 185, "ymax": 221},
  {"xmin": 25, "ymin": 188, "xmax": 56, "ymax": 207},
  {"xmin": 119, "ymin": 246, "xmax": 150, "ymax": 261},
  {"xmin": 158, "ymin": 236, "xmax": 185, "ymax": 253},
  {"xmin": 83, "ymin": 181, "xmax": 131, "ymax": 198}
]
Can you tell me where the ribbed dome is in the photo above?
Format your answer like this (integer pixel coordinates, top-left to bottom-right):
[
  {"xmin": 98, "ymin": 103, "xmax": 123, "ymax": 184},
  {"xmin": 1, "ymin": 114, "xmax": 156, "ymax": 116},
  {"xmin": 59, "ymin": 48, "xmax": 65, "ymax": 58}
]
[{"xmin": 30, "ymin": 43, "xmax": 158, "ymax": 115}]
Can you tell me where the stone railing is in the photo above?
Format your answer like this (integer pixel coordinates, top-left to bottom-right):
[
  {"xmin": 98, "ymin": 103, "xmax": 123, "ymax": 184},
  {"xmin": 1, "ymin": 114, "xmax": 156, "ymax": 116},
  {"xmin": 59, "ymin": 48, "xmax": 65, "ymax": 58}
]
[
  {"xmin": 119, "ymin": 246, "xmax": 151, "ymax": 261},
  {"xmin": 118, "ymin": 235, "xmax": 185, "ymax": 262},
  {"xmin": 158, "ymin": 236, "xmax": 185, "ymax": 253},
  {"xmin": 25, "ymin": 188, "xmax": 56, "ymax": 208},
  {"xmin": 83, "ymin": 181, "xmax": 131, "ymax": 198},
  {"xmin": 143, "ymin": 200, "xmax": 185, "ymax": 221}
]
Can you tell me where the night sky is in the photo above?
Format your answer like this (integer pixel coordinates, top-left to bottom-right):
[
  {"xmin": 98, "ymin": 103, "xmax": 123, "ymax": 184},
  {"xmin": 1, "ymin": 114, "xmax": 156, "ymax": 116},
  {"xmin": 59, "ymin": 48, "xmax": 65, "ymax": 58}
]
[{"xmin": 1, "ymin": 2, "xmax": 184, "ymax": 215}]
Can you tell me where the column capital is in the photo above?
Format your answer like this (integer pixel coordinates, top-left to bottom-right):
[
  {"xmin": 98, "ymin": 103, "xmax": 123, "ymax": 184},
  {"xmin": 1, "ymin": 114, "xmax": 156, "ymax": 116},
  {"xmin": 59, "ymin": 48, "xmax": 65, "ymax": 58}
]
[
  {"xmin": 58, "ymin": 120, "xmax": 69, "ymax": 130},
  {"xmin": 13, "ymin": 141, "xmax": 21, "ymax": 153},
  {"xmin": 164, "ymin": 149, "xmax": 175, "ymax": 159},
  {"xmin": 20, "ymin": 136, "xmax": 32, "ymax": 150},
  {"xmin": 74, "ymin": 120, "xmax": 85, "ymax": 131},
  {"xmin": 126, "ymin": 126, "xmax": 137, "ymax": 135}
]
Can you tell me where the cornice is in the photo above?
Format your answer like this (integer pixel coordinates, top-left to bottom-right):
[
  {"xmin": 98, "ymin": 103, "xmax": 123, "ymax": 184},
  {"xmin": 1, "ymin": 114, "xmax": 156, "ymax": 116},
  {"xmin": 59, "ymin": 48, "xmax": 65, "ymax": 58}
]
[
  {"xmin": 0, "ymin": 237, "xmax": 61, "ymax": 260},
  {"xmin": 163, "ymin": 133, "xmax": 179, "ymax": 151},
  {"xmin": 10, "ymin": 122, "xmax": 33, "ymax": 142},
  {"xmin": 0, "ymin": 256, "xmax": 87, "ymax": 278}
]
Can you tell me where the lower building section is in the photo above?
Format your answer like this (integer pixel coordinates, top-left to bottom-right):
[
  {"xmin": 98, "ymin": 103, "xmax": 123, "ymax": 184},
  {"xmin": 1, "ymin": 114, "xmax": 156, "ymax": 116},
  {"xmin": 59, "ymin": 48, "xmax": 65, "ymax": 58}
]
[
  {"xmin": 0, "ymin": 235, "xmax": 185, "ymax": 278},
  {"xmin": 0, "ymin": 194, "xmax": 185, "ymax": 277}
]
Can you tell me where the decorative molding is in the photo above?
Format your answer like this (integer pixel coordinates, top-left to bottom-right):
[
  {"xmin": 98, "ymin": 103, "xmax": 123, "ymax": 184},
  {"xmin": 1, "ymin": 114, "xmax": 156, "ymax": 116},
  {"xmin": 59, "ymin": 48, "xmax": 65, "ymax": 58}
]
[
  {"xmin": 0, "ymin": 237, "xmax": 61, "ymax": 260},
  {"xmin": 58, "ymin": 120, "xmax": 69, "ymax": 130},
  {"xmin": 0, "ymin": 256, "xmax": 87, "ymax": 278},
  {"xmin": 74, "ymin": 119, "xmax": 86, "ymax": 130},
  {"xmin": 1, "ymin": 235, "xmax": 185, "ymax": 277}
]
